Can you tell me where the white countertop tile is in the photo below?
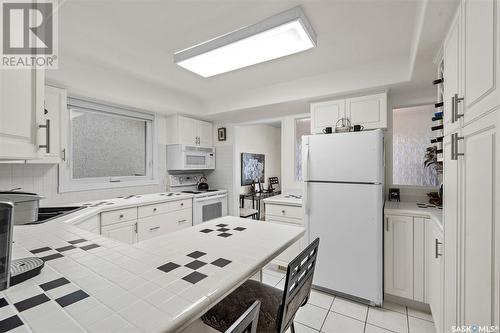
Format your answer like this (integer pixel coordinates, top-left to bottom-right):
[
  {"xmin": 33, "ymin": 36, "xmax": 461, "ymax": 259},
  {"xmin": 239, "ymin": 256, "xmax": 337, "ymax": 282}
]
[{"xmin": 384, "ymin": 200, "xmax": 443, "ymax": 229}]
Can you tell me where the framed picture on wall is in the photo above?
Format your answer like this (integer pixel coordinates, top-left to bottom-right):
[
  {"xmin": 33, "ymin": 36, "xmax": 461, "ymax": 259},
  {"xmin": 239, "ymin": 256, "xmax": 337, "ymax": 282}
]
[
  {"xmin": 218, "ymin": 127, "xmax": 227, "ymax": 141},
  {"xmin": 241, "ymin": 153, "xmax": 265, "ymax": 186}
]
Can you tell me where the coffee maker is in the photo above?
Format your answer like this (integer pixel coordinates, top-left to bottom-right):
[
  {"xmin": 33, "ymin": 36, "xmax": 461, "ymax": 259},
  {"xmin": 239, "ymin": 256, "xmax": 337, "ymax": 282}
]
[{"xmin": 0, "ymin": 201, "xmax": 44, "ymax": 291}]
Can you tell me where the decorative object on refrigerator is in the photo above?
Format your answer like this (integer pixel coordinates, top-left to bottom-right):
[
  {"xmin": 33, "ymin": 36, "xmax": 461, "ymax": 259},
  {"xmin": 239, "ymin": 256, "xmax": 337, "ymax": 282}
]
[
  {"xmin": 353, "ymin": 125, "xmax": 364, "ymax": 132},
  {"xmin": 323, "ymin": 127, "xmax": 332, "ymax": 134},
  {"xmin": 334, "ymin": 118, "xmax": 351, "ymax": 133}
]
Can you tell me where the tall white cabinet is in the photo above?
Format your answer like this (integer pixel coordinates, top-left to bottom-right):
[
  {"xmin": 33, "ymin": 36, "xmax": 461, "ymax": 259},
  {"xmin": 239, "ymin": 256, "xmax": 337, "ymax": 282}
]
[
  {"xmin": 441, "ymin": 0, "xmax": 500, "ymax": 330},
  {"xmin": 0, "ymin": 69, "xmax": 45, "ymax": 160}
]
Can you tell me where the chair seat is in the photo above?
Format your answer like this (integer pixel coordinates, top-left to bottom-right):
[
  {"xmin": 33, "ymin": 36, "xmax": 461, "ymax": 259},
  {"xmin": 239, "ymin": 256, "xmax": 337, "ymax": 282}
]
[
  {"xmin": 202, "ymin": 280, "xmax": 282, "ymax": 333},
  {"xmin": 240, "ymin": 208, "xmax": 258, "ymax": 218}
]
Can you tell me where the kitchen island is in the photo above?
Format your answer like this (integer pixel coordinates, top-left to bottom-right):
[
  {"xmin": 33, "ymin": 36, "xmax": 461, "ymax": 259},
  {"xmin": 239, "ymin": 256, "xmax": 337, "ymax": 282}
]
[{"xmin": 1, "ymin": 215, "xmax": 304, "ymax": 333}]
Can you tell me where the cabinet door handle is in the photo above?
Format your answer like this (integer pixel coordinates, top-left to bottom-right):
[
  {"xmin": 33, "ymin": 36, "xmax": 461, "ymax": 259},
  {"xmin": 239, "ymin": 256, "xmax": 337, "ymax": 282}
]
[
  {"xmin": 451, "ymin": 133, "xmax": 464, "ymax": 160},
  {"xmin": 119, "ymin": 214, "xmax": 124, "ymax": 218},
  {"xmin": 38, "ymin": 119, "xmax": 50, "ymax": 153},
  {"xmin": 134, "ymin": 222, "xmax": 138, "ymax": 233},
  {"xmin": 435, "ymin": 238, "xmax": 443, "ymax": 258},
  {"xmin": 385, "ymin": 218, "xmax": 389, "ymax": 232},
  {"xmin": 451, "ymin": 95, "xmax": 456, "ymax": 123},
  {"xmin": 454, "ymin": 93, "xmax": 464, "ymax": 121},
  {"xmin": 178, "ymin": 219, "xmax": 188, "ymax": 224},
  {"xmin": 281, "ymin": 210, "xmax": 286, "ymax": 214},
  {"xmin": 153, "ymin": 208, "xmax": 157, "ymax": 212},
  {"xmin": 149, "ymin": 226, "xmax": 160, "ymax": 231}
]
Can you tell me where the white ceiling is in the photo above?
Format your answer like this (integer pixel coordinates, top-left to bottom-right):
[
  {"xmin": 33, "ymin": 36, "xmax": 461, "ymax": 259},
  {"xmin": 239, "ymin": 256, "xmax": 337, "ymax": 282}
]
[{"xmin": 47, "ymin": 0, "xmax": 458, "ymax": 118}]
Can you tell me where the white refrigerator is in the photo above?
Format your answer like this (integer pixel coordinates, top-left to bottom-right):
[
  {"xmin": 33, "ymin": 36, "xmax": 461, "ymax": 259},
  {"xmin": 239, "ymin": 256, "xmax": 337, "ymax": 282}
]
[{"xmin": 303, "ymin": 129, "xmax": 384, "ymax": 305}]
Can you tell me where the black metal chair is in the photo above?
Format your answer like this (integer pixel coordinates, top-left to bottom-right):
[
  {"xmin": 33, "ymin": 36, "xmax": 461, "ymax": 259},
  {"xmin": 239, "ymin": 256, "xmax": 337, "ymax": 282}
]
[
  {"xmin": 225, "ymin": 300, "xmax": 261, "ymax": 333},
  {"xmin": 202, "ymin": 238, "xmax": 320, "ymax": 333}
]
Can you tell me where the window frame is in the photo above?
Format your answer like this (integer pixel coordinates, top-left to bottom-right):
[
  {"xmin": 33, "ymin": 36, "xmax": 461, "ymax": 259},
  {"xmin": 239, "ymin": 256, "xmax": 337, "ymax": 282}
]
[
  {"xmin": 59, "ymin": 97, "xmax": 158, "ymax": 193},
  {"xmin": 294, "ymin": 116, "xmax": 311, "ymax": 182}
]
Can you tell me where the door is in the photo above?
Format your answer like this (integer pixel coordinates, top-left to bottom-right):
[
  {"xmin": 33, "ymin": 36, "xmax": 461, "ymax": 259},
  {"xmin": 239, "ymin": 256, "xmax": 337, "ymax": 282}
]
[
  {"xmin": 345, "ymin": 93, "xmax": 387, "ymax": 129},
  {"xmin": 306, "ymin": 182, "xmax": 383, "ymax": 304},
  {"xmin": 310, "ymin": 99, "xmax": 345, "ymax": 134},
  {"xmin": 101, "ymin": 221, "xmax": 137, "ymax": 244},
  {"xmin": 384, "ymin": 215, "xmax": 414, "ymax": 300},
  {"xmin": 303, "ymin": 130, "xmax": 384, "ymax": 183},
  {"xmin": 428, "ymin": 221, "xmax": 444, "ymax": 333},
  {"xmin": 197, "ymin": 120, "xmax": 213, "ymax": 147},
  {"xmin": 460, "ymin": 111, "xmax": 498, "ymax": 326},
  {"xmin": 443, "ymin": 10, "xmax": 461, "ymax": 135},
  {"xmin": 0, "ymin": 69, "xmax": 43, "ymax": 160},
  {"xmin": 463, "ymin": 0, "xmax": 499, "ymax": 124},
  {"xmin": 443, "ymin": 132, "xmax": 460, "ymax": 329},
  {"xmin": 178, "ymin": 116, "xmax": 197, "ymax": 145}
]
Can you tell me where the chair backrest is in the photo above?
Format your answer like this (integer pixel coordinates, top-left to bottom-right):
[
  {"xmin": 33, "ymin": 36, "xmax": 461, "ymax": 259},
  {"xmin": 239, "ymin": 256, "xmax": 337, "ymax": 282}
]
[
  {"xmin": 0, "ymin": 201, "xmax": 14, "ymax": 291},
  {"xmin": 225, "ymin": 300, "xmax": 261, "ymax": 333},
  {"xmin": 268, "ymin": 177, "xmax": 279, "ymax": 191},
  {"xmin": 277, "ymin": 237, "xmax": 320, "ymax": 333}
]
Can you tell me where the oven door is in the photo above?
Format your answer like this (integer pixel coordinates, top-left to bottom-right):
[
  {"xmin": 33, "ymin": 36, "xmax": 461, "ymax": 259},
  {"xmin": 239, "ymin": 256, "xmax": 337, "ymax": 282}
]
[{"xmin": 193, "ymin": 194, "xmax": 227, "ymax": 225}]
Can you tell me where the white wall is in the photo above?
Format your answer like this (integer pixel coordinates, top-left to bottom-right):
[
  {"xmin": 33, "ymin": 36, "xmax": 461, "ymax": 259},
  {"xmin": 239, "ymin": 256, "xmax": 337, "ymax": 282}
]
[{"xmin": 0, "ymin": 115, "xmax": 169, "ymax": 206}]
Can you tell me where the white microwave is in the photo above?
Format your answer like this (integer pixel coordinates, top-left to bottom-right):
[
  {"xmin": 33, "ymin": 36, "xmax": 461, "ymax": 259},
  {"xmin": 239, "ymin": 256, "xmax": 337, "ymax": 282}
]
[{"xmin": 166, "ymin": 145, "xmax": 215, "ymax": 171}]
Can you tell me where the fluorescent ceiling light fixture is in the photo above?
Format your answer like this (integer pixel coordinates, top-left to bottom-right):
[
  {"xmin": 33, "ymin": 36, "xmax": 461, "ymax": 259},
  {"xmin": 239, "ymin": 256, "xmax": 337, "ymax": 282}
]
[{"xmin": 174, "ymin": 6, "xmax": 316, "ymax": 77}]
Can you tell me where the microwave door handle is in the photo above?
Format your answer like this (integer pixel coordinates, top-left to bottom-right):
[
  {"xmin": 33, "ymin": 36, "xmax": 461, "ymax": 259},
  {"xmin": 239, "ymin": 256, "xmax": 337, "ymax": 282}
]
[{"xmin": 194, "ymin": 194, "xmax": 227, "ymax": 202}]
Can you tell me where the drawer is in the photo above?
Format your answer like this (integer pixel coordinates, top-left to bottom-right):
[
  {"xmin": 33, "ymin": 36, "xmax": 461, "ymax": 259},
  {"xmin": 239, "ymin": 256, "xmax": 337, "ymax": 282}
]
[
  {"xmin": 266, "ymin": 215, "xmax": 303, "ymax": 226},
  {"xmin": 167, "ymin": 199, "xmax": 192, "ymax": 212},
  {"xmin": 137, "ymin": 208, "xmax": 192, "ymax": 242},
  {"xmin": 266, "ymin": 204, "xmax": 303, "ymax": 219},
  {"xmin": 138, "ymin": 202, "xmax": 170, "ymax": 218},
  {"xmin": 101, "ymin": 207, "xmax": 138, "ymax": 226}
]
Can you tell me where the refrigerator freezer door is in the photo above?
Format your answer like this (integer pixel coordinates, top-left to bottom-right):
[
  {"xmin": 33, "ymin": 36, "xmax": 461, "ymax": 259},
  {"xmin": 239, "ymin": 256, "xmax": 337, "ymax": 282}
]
[
  {"xmin": 305, "ymin": 182, "xmax": 383, "ymax": 305},
  {"xmin": 303, "ymin": 130, "xmax": 384, "ymax": 184}
]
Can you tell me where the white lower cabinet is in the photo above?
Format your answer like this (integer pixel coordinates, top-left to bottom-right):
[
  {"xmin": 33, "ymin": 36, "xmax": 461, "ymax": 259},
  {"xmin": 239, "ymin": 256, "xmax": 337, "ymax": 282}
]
[
  {"xmin": 138, "ymin": 208, "xmax": 191, "ymax": 242},
  {"xmin": 265, "ymin": 203, "xmax": 304, "ymax": 267},
  {"xmin": 101, "ymin": 220, "xmax": 138, "ymax": 245},
  {"xmin": 428, "ymin": 219, "xmax": 444, "ymax": 333}
]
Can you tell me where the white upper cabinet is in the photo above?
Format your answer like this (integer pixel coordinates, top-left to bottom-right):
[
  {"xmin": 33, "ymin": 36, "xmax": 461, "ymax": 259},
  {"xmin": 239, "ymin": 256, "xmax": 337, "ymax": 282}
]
[
  {"xmin": 345, "ymin": 93, "xmax": 387, "ymax": 130},
  {"xmin": 463, "ymin": 0, "xmax": 499, "ymax": 124},
  {"xmin": 310, "ymin": 99, "xmax": 345, "ymax": 134},
  {"xmin": 0, "ymin": 69, "xmax": 45, "ymax": 160},
  {"xmin": 310, "ymin": 92, "xmax": 387, "ymax": 134},
  {"xmin": 167, "ymin": 115, "xmax": 213, "ymax": 147}
]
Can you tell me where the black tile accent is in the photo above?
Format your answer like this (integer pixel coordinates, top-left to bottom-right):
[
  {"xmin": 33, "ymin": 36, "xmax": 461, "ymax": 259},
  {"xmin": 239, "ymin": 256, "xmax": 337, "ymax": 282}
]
[
  {"xmin": 30, "ymin": 247, "xmax": 51, "ymax": 254},
  {"xmin": 67, "ymin": 239, "xmax": 86, "ymax": 245},
  {"xmin": 217, "ymin": 228, "xmax": 230, "ymax": 232},
  {"xmin": 218, "ymin": 233, "xmax": 232, "ymax": 238},
  {"xmin": 0, "ymin": 298, "xmax": 7, "ymax": 308},
  {"xmin": 234, "ymin": 227, "xmax": 246, "ymax": 231},
  {"xmin": 0, "ymin": 315, "xmax": 23, "ymax": 333},
  {"xmin": 55, "ymin": 245, "xmax": 76, "ymax": 252},
  {"xmin": 211, "ymin": 258, "xmax": 232, "ymax": 268},
  {"xmin": 39, "ymin": 277, "xmax": 70, "ymax": 291},
  {"xmin": 185, "ymin": 260, "xmax": 207, "ymax": 270},
  {"xmin": 157, "ymin": 262, "xmax": 180, "ymax": 273},
  {"xmin": 182, "ymin": 271, "xmax": 207, "ymax": 284},
  {"xmin": 80, "ymin": 244, "xmax": 100, "ymax": 251},
  {"xmin": 216, "ymin": 224, "xmax": 228, "ymax": 227},
  {"xmin": 187, "ymin": 251, "xmax": 206, "ymax": 259},
  {"xmin": 200, "ymin": 229, "xmax": 214, "ymax": 233},
  {"xmin": 14, "ymin": 294, "xmax": 50, "ymax": 312},
  {"xmin": 55, "ymin": 290, "xmax": 89, "ymax": 307},
  {"xmin": 40, "ymin": 253, "xmax": 64, "ymax": 261}
]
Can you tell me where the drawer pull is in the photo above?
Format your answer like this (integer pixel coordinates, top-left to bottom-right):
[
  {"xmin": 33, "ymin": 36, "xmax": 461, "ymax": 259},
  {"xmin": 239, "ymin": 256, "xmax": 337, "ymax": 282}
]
[
  {"xmin": 180, "ymin": 203, "xmax": 184, "ymax": 206},
  {"xmin": 178, "ymin": 219, "xmax": 188, "ymax": 224},
  {"xmin": 435, "ymin": 238, "xmax": 443, "ymax": 258},
  {"xmin": 119, "ymin": 214, "xmax": 124, "ymax": 218},
  {"xmin": 149, "ymin": 226, "xmax": 160, "ymax": 231},
  {"xmin": 153, "ymin": 208, "xmax": 157, "ymax": 212},
  {"xmin": 281, "ymin": 210, "xmax": 286, "ymax": 214}
]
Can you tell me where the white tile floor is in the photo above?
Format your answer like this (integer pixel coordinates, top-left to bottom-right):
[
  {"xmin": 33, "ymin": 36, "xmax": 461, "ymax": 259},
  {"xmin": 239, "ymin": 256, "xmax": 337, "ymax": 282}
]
[{"xmin": 262, "ymin": 267, "xmax": 436, "ymax": 333}]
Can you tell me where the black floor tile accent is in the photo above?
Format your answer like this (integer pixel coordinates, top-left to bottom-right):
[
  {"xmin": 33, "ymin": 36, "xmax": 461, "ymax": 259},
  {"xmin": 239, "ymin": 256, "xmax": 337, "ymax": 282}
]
[
  {"xmin": 68, "ymin": 239, "xmax": 86, "ymax": 245},
  {"xmin": 187, "ymin": 251, "xmax": 206, "ymax": 259},
  {"xmin": 216, "ymin": 224, "xmax": 228, "ymax": 227},
  {"xmin": 30, "ymin": 247, "xmax": 51, "ymax": 254},
  {"xmin": 200, "ymin": 229, "xmax": 214, "ymax": 233},
  {"xmin": 157, "ymin": 262, "xmax": 180, "ymax": 273},
  {"xmin": 185, "ymin": 260, "xmax": 207, "ymax": 270},
  {"xmin": 40, "ymin": 253, "xmax": 64, "ymax": 262},
  {"xmin": 218, "ymin": 233, "xmax": 232, "ymax": 238},
  {"xmin": 80, "ymin": 244, "xmax": 100, "ymax": 251},
  {"xmin": 0, "ymin": 298, "xmax": 7, "ymax": 308},
  {"xmin": 0, "ymin": 315, "xmax": 23, "ymax": 333},
  {"xmin": 217, "ymin": 228, "xmax": 230, "ymax": 232},
  {"xmin": 234, "ymin": 227, "xmax": 246, "ymax": 231},
  {"xmin": 39, "ymin": 277, "xmax": 70, "ymax": 291},
  {"xmin": 14, "ymin": 294, "xmax": 50, "ymax": 312},
  {"xmin": 55, "ymin": 245, "xmax": 76, "ymax": 252},
  {"xmin": 182, "ymin": 271, "xmax": 207, "ymax": 284},
  {"xmin": 55, "ymin": 290, "xmax": 89, "ymax": 307},
  {"xmin": 211, "ymin": 258, "xmax": 232, "ymax": 268}
]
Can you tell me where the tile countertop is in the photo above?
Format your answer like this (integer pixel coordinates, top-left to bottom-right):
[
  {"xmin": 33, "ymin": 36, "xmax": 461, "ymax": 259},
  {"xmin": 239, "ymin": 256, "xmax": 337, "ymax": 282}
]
[
  {"xmin": 1, "ymin": 215, "xmax": 304, "ymax": 333},
  {"xmin": 262, "ymin": 194, "xmax": 303, "ymax": 207},
  {"xmin": 384, "ymin": 200, "xmax": 443, "ymax": 230}
]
